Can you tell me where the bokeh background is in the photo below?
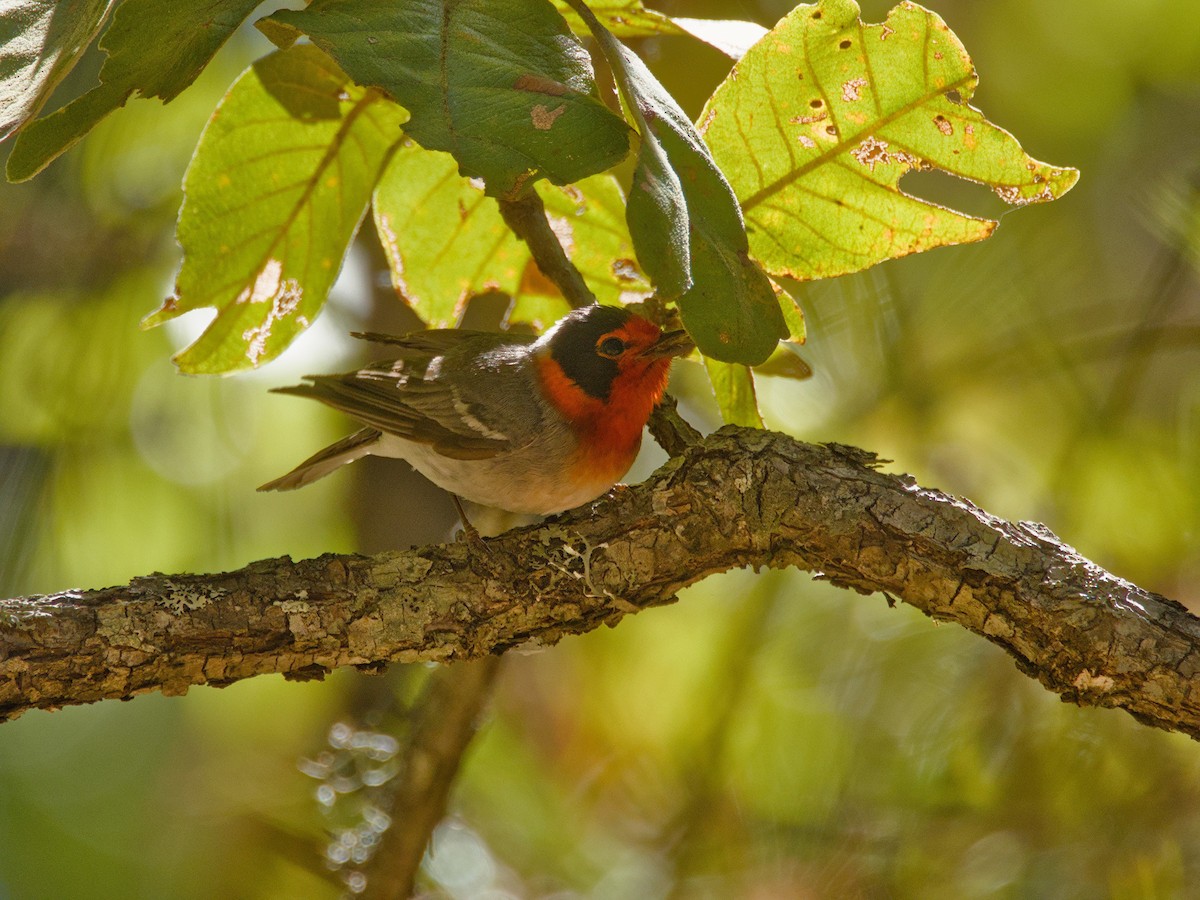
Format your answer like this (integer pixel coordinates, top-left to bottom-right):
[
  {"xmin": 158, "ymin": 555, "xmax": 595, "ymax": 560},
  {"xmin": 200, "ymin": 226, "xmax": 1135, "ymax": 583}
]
[{"xmin": 2, "ymin": 0, "xmax": 1200, "ymax": 897}]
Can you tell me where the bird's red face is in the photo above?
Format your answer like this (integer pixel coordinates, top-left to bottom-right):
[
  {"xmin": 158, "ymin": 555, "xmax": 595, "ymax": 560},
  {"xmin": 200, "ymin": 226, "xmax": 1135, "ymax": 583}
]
[{"xmin": 535, "ymin": 305, "xmax": 693, "ymax": 483}]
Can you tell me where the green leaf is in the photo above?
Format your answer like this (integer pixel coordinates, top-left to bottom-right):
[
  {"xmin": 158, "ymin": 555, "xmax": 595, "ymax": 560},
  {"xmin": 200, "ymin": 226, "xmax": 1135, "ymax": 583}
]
[
  {"xmin": 0, "ymin": 0, "xmax": 115, "ymax": 141},
  {"xmin": 372, "ymin": 145, "xmax": 649, "ymax": 329},
  {"xmin": 753, "ymin": 343, "xmax": 812, "ymax": 381},
  {"xmin": 701, "ymin": 0, "xmax": 1079, "ymax": 282},
  {"xmin": 775, "ymin": 283, "xmax": 807, "ymax": 343},
  {"xmin": 7, "ymin": 0, "xmax": 262, "ymax": 182},
  {"xmin": 552, "ymin": 0, "xmax": 683, "ymax": 38},
  {"xmin": 563, "ymin": 0, "xmax": 688, "ymax": 300},
  {"xmin": 551, "ymin": 0, "xmax": 768, "ymax": 60},
  {"xmin": 143, "ymin": 45, "xmax": 406, "ymax": 374},
  {"xmin": 704, "ymin": 358, "xmax": 763, "ymax": 428},
  {"xmin": 261, "ymin": 0, "xmax": 630, "ymax": 200},
  {"xmin": 566, "ymin": 0, "xmax": 786, "ymax": 366}
]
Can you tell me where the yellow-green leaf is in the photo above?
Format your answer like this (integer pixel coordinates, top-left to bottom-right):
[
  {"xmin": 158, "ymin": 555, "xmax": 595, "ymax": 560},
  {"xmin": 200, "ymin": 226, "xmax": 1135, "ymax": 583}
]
[
  {"xmin": 701, "ymin": 0, "xmax": 1079, "ymax": 282},
  {"xmin": 704, "ymin": 358, "xmax": 763, "ymax": 428},
  {"xmin": 143, "ymin": 46, "xmax": 406, "ymax": 374},
  {"xmin": 373, "ymin": 146, "xmax": 648, "ymax": 329}
]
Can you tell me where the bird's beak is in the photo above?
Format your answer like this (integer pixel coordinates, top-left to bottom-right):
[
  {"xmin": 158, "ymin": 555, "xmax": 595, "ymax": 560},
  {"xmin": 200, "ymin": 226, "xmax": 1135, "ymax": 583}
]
[{"xmin": 642, "ymin": 328, "xmax": 695, "ymax": 360}]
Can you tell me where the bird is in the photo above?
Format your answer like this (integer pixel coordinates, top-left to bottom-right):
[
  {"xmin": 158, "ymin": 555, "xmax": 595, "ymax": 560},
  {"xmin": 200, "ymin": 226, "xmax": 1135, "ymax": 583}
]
[{"xmin": 258, "ymin": 304, "xmax": 694, "ymax": 518}]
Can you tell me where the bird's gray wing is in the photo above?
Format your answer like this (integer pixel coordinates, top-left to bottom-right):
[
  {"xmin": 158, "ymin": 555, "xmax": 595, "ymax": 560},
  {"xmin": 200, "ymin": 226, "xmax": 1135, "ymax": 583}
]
[{"xmin": 274, "ymin": 331, "xmax": 541, "ymax": 461}]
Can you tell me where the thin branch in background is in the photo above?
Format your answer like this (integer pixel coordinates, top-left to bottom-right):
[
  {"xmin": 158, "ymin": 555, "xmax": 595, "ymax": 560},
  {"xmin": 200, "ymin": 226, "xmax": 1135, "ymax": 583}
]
[
  {"xmin": 361, "ymin": 657, "xmax": 503, "ymax": 899},
  {"xmin": 665, "ymin": 576, "xmax": 782, "ymax": 896}
]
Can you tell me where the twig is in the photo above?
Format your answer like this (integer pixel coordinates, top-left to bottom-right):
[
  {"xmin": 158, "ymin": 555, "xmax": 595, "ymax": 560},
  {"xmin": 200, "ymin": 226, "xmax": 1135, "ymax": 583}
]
[{"xmin": 498, "ymin": 192, "xmax": 596, "ymax": 309}]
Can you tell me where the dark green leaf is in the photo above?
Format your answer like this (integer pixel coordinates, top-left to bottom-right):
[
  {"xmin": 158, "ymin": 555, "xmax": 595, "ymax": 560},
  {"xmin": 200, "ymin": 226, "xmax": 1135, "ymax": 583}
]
[
  {"xmin": 7, "ymin": 0, "xmax": 261, "ymax": 182},
  {"xmin": 568, "ymin": 0, "xmax": 786, "ymax": 365},
  {"xmin": 0, "ymin": 0, "xmax": 115, "ymax": 141},
  {"xmin": 142, "ymin": 46, "xmax": 406, "ymax": 374},
  {"xmin": 261, "ymin": 0, "xmax": 630, "ymax": 199}
]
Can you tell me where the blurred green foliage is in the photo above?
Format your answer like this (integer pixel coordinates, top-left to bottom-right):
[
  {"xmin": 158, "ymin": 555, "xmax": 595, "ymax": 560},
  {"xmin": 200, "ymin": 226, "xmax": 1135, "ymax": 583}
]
[{"xmin": 2, "ymin": 1, "xmax": 1199, "ymax": 898}]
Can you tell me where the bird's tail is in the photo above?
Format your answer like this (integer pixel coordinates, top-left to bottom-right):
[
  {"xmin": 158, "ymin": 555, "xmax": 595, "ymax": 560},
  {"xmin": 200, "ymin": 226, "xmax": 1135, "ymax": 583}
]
[{"xmin": 257, "ymin": 427, "xmax": 382, "ymax": 492}]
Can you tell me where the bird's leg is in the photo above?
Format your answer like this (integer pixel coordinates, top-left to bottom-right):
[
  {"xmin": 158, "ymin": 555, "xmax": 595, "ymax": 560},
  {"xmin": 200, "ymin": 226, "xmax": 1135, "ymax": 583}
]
[{"xmin": 451, "ymin": 494, "xmax": 487, "ymax": 549}]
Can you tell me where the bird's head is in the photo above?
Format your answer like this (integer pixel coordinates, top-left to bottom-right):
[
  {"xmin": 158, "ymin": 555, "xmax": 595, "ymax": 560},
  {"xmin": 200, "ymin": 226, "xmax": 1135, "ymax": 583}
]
[{"xmin": 534, "ymin": 305, "xmax": 693, "ymax": 415}]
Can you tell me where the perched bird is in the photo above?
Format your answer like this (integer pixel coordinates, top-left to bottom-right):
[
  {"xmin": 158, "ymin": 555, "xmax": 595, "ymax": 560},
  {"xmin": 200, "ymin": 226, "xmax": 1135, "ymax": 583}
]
[{"xmin": 259, "ymin": 304, "xmax": 693, "ymax": 517}]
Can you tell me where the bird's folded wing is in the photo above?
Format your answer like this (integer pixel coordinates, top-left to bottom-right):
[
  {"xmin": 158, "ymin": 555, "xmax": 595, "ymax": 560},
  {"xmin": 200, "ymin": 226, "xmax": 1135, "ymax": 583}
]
[{"xmin": 274, "ymin": 367, "xmax": 513, "ymax": 461}]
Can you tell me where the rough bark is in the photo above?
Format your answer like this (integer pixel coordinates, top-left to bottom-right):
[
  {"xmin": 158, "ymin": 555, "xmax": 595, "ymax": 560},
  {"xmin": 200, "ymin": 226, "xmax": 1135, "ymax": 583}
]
[{"xmin": 3, "ymin": 427, "xmax": 1198, "ymax": 739}]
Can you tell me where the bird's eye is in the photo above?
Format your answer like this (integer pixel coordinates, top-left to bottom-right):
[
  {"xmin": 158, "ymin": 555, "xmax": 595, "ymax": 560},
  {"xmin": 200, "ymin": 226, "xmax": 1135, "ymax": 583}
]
[{"xmin": 597, "ymin": 336, "xmax": 626, "ymax": 358}]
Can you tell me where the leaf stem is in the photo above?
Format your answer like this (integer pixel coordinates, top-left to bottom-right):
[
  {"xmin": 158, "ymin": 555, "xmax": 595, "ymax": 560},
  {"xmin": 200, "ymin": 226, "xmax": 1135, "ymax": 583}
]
[{"xmin": 497, "ymin": 191, "xmax": 595, "ymax": 309}]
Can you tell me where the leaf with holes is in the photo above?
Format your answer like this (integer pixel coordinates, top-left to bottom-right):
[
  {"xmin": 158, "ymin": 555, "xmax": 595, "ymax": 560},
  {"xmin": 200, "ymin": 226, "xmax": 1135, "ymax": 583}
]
[
  {"xmin": 700, "ymin": 0, "xmax": 1079, "ymax": 282},
  {"xmin": 7, "ymin": 0, "xmax": 262, "ymax": 182},
  {"xmin": 261, "ymin": 0, "xmax": 630, "ymax": 200},
  {"xmin": 373, "ymin": 146, "xmax": 648, "ymax": 328},
  {"xmin": 142, "ymin": 45, "xmax": 406, "ymax": 374}
]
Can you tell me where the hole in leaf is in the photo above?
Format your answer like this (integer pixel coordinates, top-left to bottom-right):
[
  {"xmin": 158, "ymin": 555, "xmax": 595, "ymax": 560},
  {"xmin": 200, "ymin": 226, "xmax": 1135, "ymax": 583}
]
[
  {"xmin": 810, "ymin": 99, "xmax": 823, "ymax": 109},
  {"xmin": 900, "ymin": 168, "xmax": 1008, "ymax": 220},
  {"xmin": 945, "ymin": 89, "xmax": 963, "ymax": 104},
  {"xmin": 812, "ymin": 10, "xmax": 822, "ymax": 19},
  {"xmin": 839, "ymin": 39, "xmax": 852, "ymax": 49}
]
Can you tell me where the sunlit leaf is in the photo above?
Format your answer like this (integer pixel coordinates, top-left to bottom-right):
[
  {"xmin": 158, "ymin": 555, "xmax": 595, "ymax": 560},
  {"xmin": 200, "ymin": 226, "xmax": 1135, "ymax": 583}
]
[
  {"xmin": 753, "ymin": 344, "xmax": 812, "ymax": 381},
  {"xmin": 261, "ymin": 0, "xmax": 630, "ymax": 200},
  {"xmin": 142, "ymin": 46, "xmax": 406, "ymax": 374},
  {"xmin": 0, "ymin": 0, "xmax": 115, "ymax": 142},
  {"xmin": 776, "ymin": 285, "xmax": 807, "ymax": 343},
  {"xmin": 552, "ymin": 0, "xmax": 680, "ymax": 38},
  {"xmin": 373, "ymin": 145, "xmax": 648, "ymax": 328},
  {"xmin": 566, "ymin": 0, "xmax": 786, "ymax": 366},
  {"xmin": 701, "ymin": 0, "xmax": 1079, "ymax": 281},
  {"xmin": 6, "ymin": 0, "xmax": 261, "ymax": 182},
  {"xmin": 551, "ymin": 0, "xmax": 765, "ymax": 60},
  {"xmin": 704, "ymin": 358, "xmax": 763, "ymax": 428}
]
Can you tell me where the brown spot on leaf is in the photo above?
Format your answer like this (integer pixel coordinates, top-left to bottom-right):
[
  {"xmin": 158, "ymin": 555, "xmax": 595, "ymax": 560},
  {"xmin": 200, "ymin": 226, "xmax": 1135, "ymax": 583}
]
[
  {"xmin": 933, "ymin": 114, "xmax": 953, "ymax": 135},
  {"xmin": 839, "ymin": 39, "xmax": 852, "ymax": 49},
  {"xmin": 531, "ymin": 104, "xmax": 566, "ymax": 130},
  {"xmin": 842, "ymin": 78, "xmax": 867, "ymax": 102},
  {"xmin": 945, "ymin": 89, "xmax": 963, "ymax": 104},
  {"xmin": 514, "ymin": 74, "xmax": 569, "ymax": 96},
  {"xmin": 810, "ymin": 99, "xmax": 824, "ymax": 109}
]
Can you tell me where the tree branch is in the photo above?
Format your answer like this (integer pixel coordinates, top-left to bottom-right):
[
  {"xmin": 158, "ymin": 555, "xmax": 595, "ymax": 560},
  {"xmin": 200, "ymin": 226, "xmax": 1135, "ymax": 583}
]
[
  {"xmin": 3, "ymin": 427, "xmax": 1198, "ymax": 739},
  {"xmin": 497, "ymin": 192, "xmax": 596, "ymax": 308}
]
